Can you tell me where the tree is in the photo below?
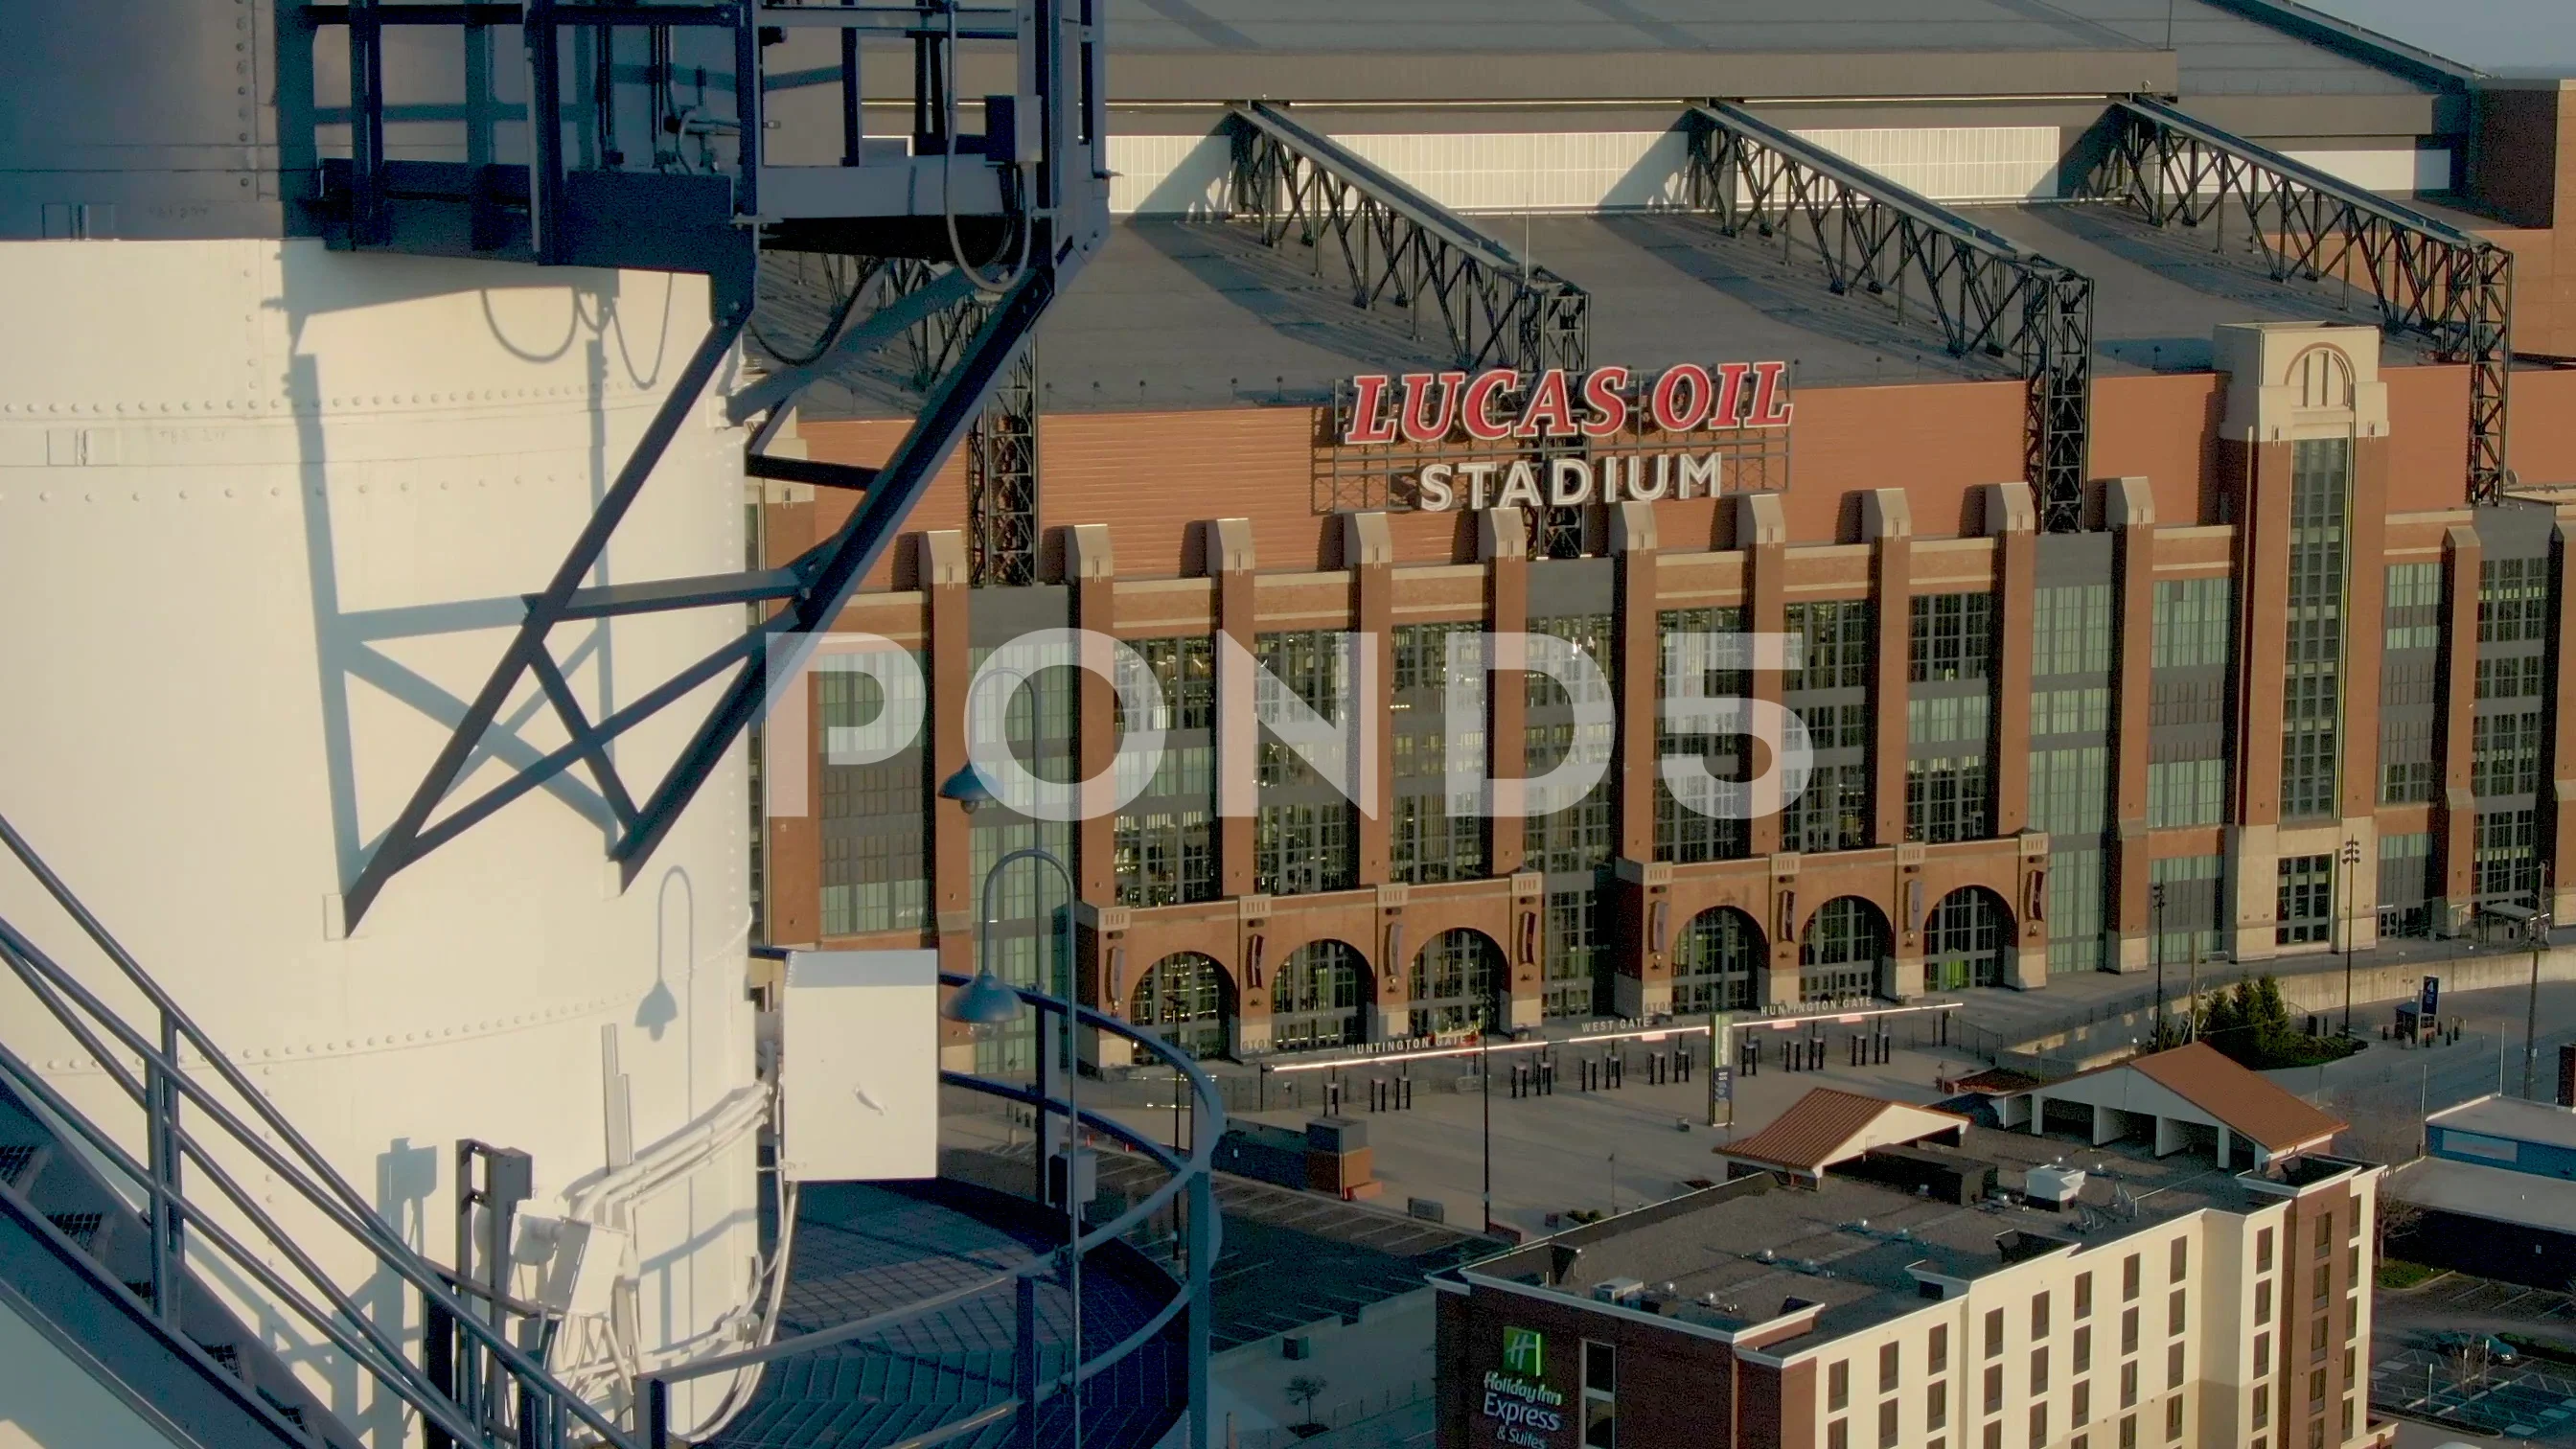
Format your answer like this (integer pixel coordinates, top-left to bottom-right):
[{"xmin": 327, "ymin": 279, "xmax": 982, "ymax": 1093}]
[
  {"xmin": 1285, "ymin": 1374, "xmax": 1330, "ymax": 1431},
  {"xmin": 2375, "ymin": 1193, "xmax": 2424, "ymax": 1261}
]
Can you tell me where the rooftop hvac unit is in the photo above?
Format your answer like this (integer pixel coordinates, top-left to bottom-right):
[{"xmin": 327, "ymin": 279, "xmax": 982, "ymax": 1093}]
[
  {"xmin": 1593, "ymin": 1278, "xmax": 1646, "ymax": 1304},
  {"xmin": 2026, "ymin": 1165, "xmax": 2087, "ymax": 1209}
]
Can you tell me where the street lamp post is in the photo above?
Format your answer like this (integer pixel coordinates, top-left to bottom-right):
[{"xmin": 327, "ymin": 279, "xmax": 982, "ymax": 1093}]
[
  {"xmin": 939, "ymin": 764, "xmax": 1085, "ymax": 1449},
  {"xmin": 2340, "ymin": 838, "xmax": 2362, "ymax": 1036},
  {"xmin": 2150, "ymin": 883, "xmax": 2166, "ymax": 1049},
  {"xmin": 2522, "ymin": 860, "xmax": 2554, "ymax": 1101}
]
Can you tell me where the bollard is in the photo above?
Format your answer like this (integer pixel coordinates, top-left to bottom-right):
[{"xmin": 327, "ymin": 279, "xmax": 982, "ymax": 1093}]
[{"xmin": 1611, "ymin": 1053, "xmax": 1623, "ymax": 1090}]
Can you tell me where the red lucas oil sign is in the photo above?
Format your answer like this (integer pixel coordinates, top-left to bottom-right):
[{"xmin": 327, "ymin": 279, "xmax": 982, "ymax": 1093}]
[{"xmin": 1336, "ymin": 364, "xmax": 1794, "ymax": 513}]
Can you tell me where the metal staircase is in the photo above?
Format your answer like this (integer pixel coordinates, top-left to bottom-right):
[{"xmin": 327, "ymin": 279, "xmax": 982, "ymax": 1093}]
[{"xmin": 0, "ymin": 811, "xmax": 637, "ymax": 1449}]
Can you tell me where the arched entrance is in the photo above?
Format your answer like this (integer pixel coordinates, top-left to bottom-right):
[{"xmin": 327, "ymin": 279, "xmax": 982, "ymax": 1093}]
[
  {"xmin": 1129, "ymin": 952, "xmax": 1232, "ymax": 1060},
  {"xmin": 1800, "ymin": 897, "xmax": 1891, "ymax": 1003},
  {"xmin": 1271, "ymin": 940, "xmax": 1370, "ymax": 1051},
  {"xmin": 1671, "ymin": 907, "xmax": 1762, "ymax": 1014},
  {"xmin": 1924, "ymin": 887, "xmax": 2009, "ymax": 991},
  {"xmin": 1409, "ymin": 929, "xmax": 1504, "ymax": 1036}
]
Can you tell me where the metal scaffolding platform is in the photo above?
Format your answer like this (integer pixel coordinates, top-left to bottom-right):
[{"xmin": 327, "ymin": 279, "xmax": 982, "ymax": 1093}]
[
  {"xmin": 310, "ymin": 0, "xmax": 1108, "ymax": 928},
  {"xmin": 2084, "ymin": 96, "xmax": 2513, "ymax": 504},
  {"xmin": 1681, "ymin": 102, "xmax": 2097, "ymax": 533}
]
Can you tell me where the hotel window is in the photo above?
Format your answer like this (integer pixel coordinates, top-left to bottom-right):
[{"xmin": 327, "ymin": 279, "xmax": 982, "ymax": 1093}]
[
  {"xmin": 1527, "ymin": 613, "xmax": 1616, "ymax": 878},
  {"xmin": 1657, "ymin": 608, "xmax": 1750, "ymax": 864},
  {"xmin": 2123, "ymin": 1254, "xmax": 2141, "ymax": 1300},
  {"xmin": 2119, "ymin": 1416, "xmax": 2137, "ymax": 1449},
  {"xmin": 818, "ymin": 655, "xmax": 931, "ymax": 937},
  {"xmin": 2258, "ymin": 1228, "xmax": 2275, "ymax": 1272},
  {"xmin": 2169, "ymin": 1239, "xmax": 2187, "ymax": 1281},
  {"xmin": 1784, "ymin": 600, "xmax": 1873, "ymax": 853},
  {"xmin": 1907, "ymin": 755, "xmax": 1990, "ymax": 844},
  {"xmin": 2379, "ymin": 714, "xmax": 2434, "ymax": 805},
  {"xmin": 2075, "ymin": 1325, "xmax": 2092, "ymax": 1372},
  {"xmin": 1881, "ymin": 1398, "xmax": 1900, "ymax": 1449},
  {"xmin": 2472, "ymin": 710, "xmax": 2544, "ymax": 797},
  {"xmin": 1930, "ymin": 1323, "xmax": 1950, "ymax": 1374},
  {"xmin": 2167, "ymin": 1290, "xmax": 2186, "ymax": 1336},
  {"xmin": 1928, "ymin": 1379, "xmax": 1948, "ymax": 1430},
  {"xmin": 2275, "ymin": 854, "xmax": 2333, "ymax": 947},
  {"xmin": 2122, "ymin": 1307, "xmax": 2139, "ymax": 1356},
  {"xmin": 1911, "ymin": 592, "xmax": 1993, "ymax": 681},
  {"xmin": 2075, "ymin": 1273, "xmax": 2094, "ymax": 1319},
  {"xmin": 2314, "ymin": 1213, "xmax": 2332, "ymax": 1254},
  {"xmin": 2151, "ymin": 578, "xmax": 2230, "ymax": 670},
  {"xmin": 2149, "ymin": 854, "xmax": 2224, "ymax": 966},
  {"xmin": 2120, "ymin": 1361, "xmax": 2137, "ymax": 1409},
  {"xmin": 2256, "ymin": 1335, "xmax": 2271, "ymax": 1376},
  {"xmin": 2253, "ymin": 1384, "xmax": 2269, "ymax": 1430},
  {"xmin": 2311, "ymin": 1315, "xmax": 2327, "ymax": 1360},
  {"xmin": 2166, "ymin": 1342, "xmax": 2183, "ymax": 1389},
  {"xmin": 1881, "ymin": 1343, "xmax": 1901, "ymax": 1392},
  {"xmin": 1391, "ymin": 623, "xmax": 1485, "ymax": 885},
  {"xmin": 1984, "ymin": 1424, "xmax": 2001, "ymax": 1449},
  {"xmin": 1543, "ymin": 888, "xmax": 1600, "ymax": 1019},
  {"xmin": 2036, "ymin": 584, "xmax": 2115, "ymax": 677},
  {"xmin": 1254, "ymin": 632, "xmax": 1355, "ymax": 896},
  {"xmin": 965, "ymin": 649, "xmax": 1077, "ymax": 1073},
  {"xmin": 1831, "ymin": 1360, "xmax": 1851, "ymax": 1412},
  {"xmin": 2479, "ymin": 556, "xmax": 2550, "ymax": 643},
  {"xmin": 1829, "ymin": 1425, "xmax": 1849, "ymax": 1449},
  {"xmin": 2165, "ymin": 1397, "xmax": 2184, "ymax": 1441},
  {"xmin": 2033, "ymin": 1293, "xmax": 2052, "ymax": 1338},
  {"xmin": 2475, "ymin": 807, "xmax": 2540, "ymax": 907},
  {"xmin": 1583, "ymin": 1340, "xmax": 1617, "ymax": 1449},
  {"xmin": 1115, "ymin": 638, "xmax": 1219, "ymax": 907},
  {"xmin": 2309, "ymin": 1368, "xmax": 2326, "ymax": 1404},
  {"xmin": 2476, "ymin": 653, "xmax": 2547, "ymax": 700},
  {"xmin": 1984, "ymin": 1365, "xmax": 2003, "ymax": 1414},
  {"xmin": 2032, "ymin": 1346, "xmax": 2050, "ymax": 1394},
  {"xmin": 1788, "ymin": 600, "xmax": 1873, "ymax": 691},
  {"xmin": 2382, "ymin": 563, "xmax": 2442, "ymax": 652},
  {"xmin": 2146, "ymin": 755, "xmax": 2223, "ymax": 827},
  {"xmin": 2279, "ymin": 438, "xmax": 2348, "ymax": 822},
  {"xmin": 2074, "ymin": 1379, "xmax": 2091, "ymax": 1427},
  {"xmin": 2256, "ymin": 1281, "xmax": 2272, "ymax": 1324},
  {"xmin": 2340, "ymin": 1399, "xmax": 2356, "ymax": 1440},
  {"xmin": 2029, "ymin": 1403, "xmax": 2047, "ymax": 1449}
]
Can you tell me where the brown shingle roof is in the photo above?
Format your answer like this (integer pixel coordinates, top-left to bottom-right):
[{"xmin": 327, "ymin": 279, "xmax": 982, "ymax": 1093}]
[
  {"xmin": 2124, "ymin": 1043, "xmax": 2347, "ymax": 1153},
  {"xmin": 1720, "ymin": 1088, "xmax": 1969, "ymax": 1173}
]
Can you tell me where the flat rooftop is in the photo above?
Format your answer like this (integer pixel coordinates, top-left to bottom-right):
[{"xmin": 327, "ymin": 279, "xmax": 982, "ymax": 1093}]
[
  {"xmin": 2427, "ymin": 1094, "xmax": 2576, "ymax": 1154},
  {"xmin": 2389, "ymin": 1154, "xmax": 2576, "ymax": 1235},
  {"xmin": 1449, "ymin": 1129, "xmax": 2343, "ymax": 1347},
  {"xmin": 764, "ymin": 203, "xmax": 2407, "ymax": 420},
  {"xmin": 1100, "ymin": 0, "xmax": 2457, "ymax": 101}
]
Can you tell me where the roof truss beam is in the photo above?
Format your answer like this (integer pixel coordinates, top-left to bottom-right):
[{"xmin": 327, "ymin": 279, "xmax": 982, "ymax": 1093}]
[
  {"xmin": 1223, "ymin": 101, "xmax": 1590, "ymax": 380},
  {"xmin": 1682, "ymin": 103, "xmax": 2095, "ymax": 532},
  {"xmin": 2082, "ymin": 97, "xmax": 2513, "ymax": 505}
]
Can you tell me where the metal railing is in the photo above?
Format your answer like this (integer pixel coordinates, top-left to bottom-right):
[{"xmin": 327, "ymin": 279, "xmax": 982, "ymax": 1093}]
[
  {"xmin": 0, "ymin": 812, "xmax": 631, "ymax": 1449},
  {"xmin": 642, "ymin": 974, "xmax": 1227, "ymax": 1449}
]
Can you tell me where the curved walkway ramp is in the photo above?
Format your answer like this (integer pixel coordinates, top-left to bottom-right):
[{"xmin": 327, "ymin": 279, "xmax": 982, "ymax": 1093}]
[{"xmin": 707, "ymin": 1180, "xmax": 1184, "ymax": 1449}]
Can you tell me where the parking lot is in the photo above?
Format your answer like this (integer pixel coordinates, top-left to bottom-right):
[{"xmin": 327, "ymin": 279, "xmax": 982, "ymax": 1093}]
[{"xmin": 2375, "ymin": 1275, "xmax": 2576, "ymax": 1442}]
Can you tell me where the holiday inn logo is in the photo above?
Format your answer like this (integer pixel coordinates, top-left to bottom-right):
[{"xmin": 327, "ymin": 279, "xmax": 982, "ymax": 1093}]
[{"xmin": 1501, "ymin": 1326, "xmax": 1544, "ymax": 1377}]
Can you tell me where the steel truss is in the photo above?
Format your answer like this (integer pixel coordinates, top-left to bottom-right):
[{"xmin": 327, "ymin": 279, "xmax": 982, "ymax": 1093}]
[
  {"xmin": 748, "ymin": 257, "xmax": 1040, "ymax": 586},
  {"xmin": 2083, "ymin": 97, "xmax": 2513, "ymax": 504},
  {"xmin": 1226, "ymin": 102, "xmax": 1590, "ymax": 553},
  {"xmin": 315, "ymin": 0, "xmax": 1102, "ymax": 929},
  {"xmin": 1683, "ymin": 103, "xmax": 2097, "ymax": 532}
]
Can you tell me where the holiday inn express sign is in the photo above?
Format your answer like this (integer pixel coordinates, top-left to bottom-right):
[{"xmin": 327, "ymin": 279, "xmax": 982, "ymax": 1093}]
[{"xmin": 1337, "ymin": 362, "xmax": 1795, "ymax": 513}]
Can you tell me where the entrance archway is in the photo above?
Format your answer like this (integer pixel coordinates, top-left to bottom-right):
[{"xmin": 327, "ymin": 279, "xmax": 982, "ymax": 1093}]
[
  {"xmin": 1129, "ymin": 952, "xmax": 1232, "ymax": 1059},
  {"xmin": 1271, "ymin": 940, "xmax": 1370, "ymax": 1051},
  {"xmin": 1670, "ymin": 907, "xmax": 1762, "ymax": 1014},
  {"xmin": 1408, "ymin": 929, "xmax": 1505, "ymax": 1036},
  {"xmin": 1924, "ymin": 887, "xmax": 2009, "ymax": 990},
  {"xmin": 1799, "ymin": 897, "xmax": 1891, "ymax": 1003}
]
